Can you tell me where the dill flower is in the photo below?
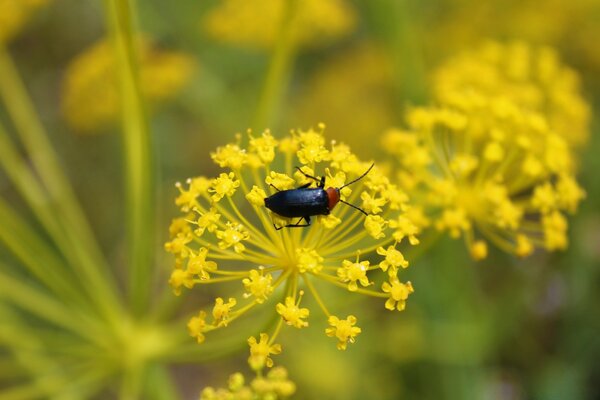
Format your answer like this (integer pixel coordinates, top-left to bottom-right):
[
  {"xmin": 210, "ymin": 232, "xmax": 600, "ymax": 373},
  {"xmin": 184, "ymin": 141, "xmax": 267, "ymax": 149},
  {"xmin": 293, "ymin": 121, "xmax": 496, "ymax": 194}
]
[
  {"xmin": 201, "ymin": 0, "xmax": 356, "ymax": 50},
  {"xmin": 382, "ymin": 96, "xmax": 586, "ymax": 259},
  {"xmin": 200, "ymin": 366, "xmax": 296, "ymax": 400},
  {"xmin": 166, "ymin": 126, "xmax": 417, "ymax": 353},
  {"xmin": 0, "ymin": 0, "xmax": 50, "ymax": 43},
  {"xmin": 432, "ymin": 41, "xmax": 591, "ymax": 148},
  {"xmin": 61, "ymin": 38, "xmax": 196, "ymax": 132}
]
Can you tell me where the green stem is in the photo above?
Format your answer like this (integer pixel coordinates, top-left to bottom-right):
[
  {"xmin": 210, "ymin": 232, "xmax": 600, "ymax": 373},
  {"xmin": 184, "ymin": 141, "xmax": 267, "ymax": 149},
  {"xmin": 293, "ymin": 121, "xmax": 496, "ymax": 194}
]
[
  {"xmin": 252, "ymin": 0, "xmax": 299, "ymax": 130},
  {"xmin": 103, "ymin": 0, "xmax": 155, "ymax": 315},
  {"xmin": 0, "ymin": 46, "xmax": 122, "ymax": 323},
  {"xmin": 0, "ymin": 266, "xmax": 105, "ymax": 344},
  {"xmin": 0, "ymin": 196, "xmax": 93, "ymax": 309}
]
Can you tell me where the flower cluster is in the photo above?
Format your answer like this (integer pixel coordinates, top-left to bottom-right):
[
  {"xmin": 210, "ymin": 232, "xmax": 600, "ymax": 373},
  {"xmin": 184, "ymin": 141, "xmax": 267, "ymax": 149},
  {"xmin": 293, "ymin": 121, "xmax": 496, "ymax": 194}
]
[
  {"xmin": 61, "ymin": 38, "xmax": 196, "ymax": 132},
  {"xmin": 200, "ymin": 366, "xmax": 296, "ymax": 400},
  {"xmin": 201, "ymin": 0, "xmax": 356, "ymax": 50},
  {"xmin": 433, "ymin": 41, "xmax": 590, "ymax": 147},
  {"xmin": 382, "ymin": 41, "xmax": 588, "ymax": 260},
  {"xmin": 166, "ymin": 126, "xmax": 418, "ymax": 355}
]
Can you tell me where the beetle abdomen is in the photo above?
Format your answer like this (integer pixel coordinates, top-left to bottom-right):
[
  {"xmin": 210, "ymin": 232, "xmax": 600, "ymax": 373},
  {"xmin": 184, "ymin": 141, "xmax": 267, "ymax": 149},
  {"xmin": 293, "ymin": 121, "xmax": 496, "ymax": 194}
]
[{"xmin": 265, "ymin": 188, "xmax": 329, "ymax": 218}]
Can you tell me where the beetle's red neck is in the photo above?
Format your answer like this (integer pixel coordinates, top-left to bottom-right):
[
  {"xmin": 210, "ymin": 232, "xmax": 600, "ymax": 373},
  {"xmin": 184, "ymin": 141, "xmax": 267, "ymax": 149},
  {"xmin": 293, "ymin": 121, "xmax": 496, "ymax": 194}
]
[{"xmin": 326, "ymin": 187, "xmax": 340, "ymax": 210}]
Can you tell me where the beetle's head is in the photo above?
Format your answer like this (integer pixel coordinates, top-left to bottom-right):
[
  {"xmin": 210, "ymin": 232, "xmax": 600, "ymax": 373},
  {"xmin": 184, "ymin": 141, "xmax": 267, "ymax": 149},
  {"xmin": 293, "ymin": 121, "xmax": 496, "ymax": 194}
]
[{"xmin": 326, "ymin": 187, "xmax": 340, "ymax": 210}]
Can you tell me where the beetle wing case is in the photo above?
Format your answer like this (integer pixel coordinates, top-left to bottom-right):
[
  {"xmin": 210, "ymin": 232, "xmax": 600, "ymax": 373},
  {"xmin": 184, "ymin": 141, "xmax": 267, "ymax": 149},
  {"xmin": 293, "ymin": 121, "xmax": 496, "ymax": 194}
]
[{"xmin": 265, "ymin": 188, "xmax": 329, "ymax": 218}]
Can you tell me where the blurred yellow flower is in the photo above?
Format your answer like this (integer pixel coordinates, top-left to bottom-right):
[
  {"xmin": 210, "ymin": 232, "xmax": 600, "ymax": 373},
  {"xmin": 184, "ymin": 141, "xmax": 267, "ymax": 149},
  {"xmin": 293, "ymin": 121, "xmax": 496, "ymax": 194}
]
[
  {"xmin": 433, "ymin": 41, "xmax": 591, "ymax": 147},
  {"xmin": 0, "ymin": 0, "xmax": 49, "ymax": 43},
  {"xmin": 166, "ymin": 126, "xmax": 417, "ymax": 353},
  {"xmin": 200, "ymin": 366, "xmax": 296, "ymax": 399},
  {"xmin": 61, "ymin": 38, "xmax": 196, "ymax": 132},
  {"xmin": 202, "ymin": 0, "xmax": 356, "ymax": 50},
  {"xmin": 383, "ymin": 42, "xmax": 587, "ymax": 259}
]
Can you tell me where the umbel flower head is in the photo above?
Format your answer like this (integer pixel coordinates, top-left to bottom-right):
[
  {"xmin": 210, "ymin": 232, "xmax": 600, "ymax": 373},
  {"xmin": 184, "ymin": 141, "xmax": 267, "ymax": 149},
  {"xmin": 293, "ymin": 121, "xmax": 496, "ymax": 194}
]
[
  {"xmin": 382, "ymin": 43, "xmax": 587, "ymax": 260},
  {"xmin": 433, "ymin": 41, "xmax": 591, "ymax": 148},
  {"xmin": 166, "ymin": 125, "xmax": 417, "ymax": 353},
  {"xmin": 201, "ymin": 0, "xmax": 356, "ymax": 50},
  {"xmin": 61, "ymin": 37, "xmax": 195, "ymax": 132}
]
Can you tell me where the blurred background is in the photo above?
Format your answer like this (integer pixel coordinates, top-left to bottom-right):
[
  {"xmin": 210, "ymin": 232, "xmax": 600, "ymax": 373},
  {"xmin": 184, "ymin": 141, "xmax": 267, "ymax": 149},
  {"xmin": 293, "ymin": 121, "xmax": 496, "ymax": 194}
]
[{"xmin": 1, "ymin": 0, "xmax": 599, "ymax": 399}]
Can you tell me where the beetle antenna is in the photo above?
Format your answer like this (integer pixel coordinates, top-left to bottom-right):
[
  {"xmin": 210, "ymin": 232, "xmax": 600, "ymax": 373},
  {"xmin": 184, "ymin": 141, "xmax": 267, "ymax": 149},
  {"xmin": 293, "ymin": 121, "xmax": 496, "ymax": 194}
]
[
  {"xmin": 339, "ymin": 199, "xmax": 368, "ymax": 216},
  {"xmin": 340, "ymin": 163, "xmax": 375, "ymax": 190}
]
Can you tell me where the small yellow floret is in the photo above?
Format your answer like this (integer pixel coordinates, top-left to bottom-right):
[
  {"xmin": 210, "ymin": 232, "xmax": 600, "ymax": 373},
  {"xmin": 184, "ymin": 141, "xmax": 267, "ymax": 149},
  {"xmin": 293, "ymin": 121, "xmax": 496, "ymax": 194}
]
[
  {"xmin": 325, "ymin": 315, "xmax": 361, "ymax": 350},
  {"xmin": 211, "ymin": 143, "xmax": 248, "ymax": 170},
  {"xmin": 382, "ymin": 279, "xmax": 414, "ymax": 311},
  {"xmin": 295, "ymin": 248, "xmax": 323, "ymax": 273},
  {"xmin": 187, "ymin": 247, "xmax": 217, "ymax": 280},
  {"xmin": 246, "ymin": 186, "xmax": 267, "ymax": 207},
  {"xmin": 377, "ymin": 245, "xmax": 409, "ymax": 277},
  {"xmin": 276, "ymin": 295, "xmax": 309, "ymax": 328},
  {"xmin": 216, "ymin": 222, "xmax": 249, "ymax": 253},
  {"xmin": 187, "ymin": 311, "xmax": 208, "ymax": 344},
  {"xmin": 210, "ymin": 172, "xmax": 240, "ymax": 202},
  {"xmin": 364, "ymin": 215, "xmax": 387, "ymax": 239},
  {"xmin": 212, "ymin": 297, "xmax": 236, "ymax": 327},
  {"xmin": 337, "ymin": 257, "xmax": 371, "ymax": 291},
  {"xmin": 242, "ymin": 269, "xmax": 274, "ymax": 303},
  {"xmin": 248, "ymin": 333, "xmax": 282, "ymax": 370}
]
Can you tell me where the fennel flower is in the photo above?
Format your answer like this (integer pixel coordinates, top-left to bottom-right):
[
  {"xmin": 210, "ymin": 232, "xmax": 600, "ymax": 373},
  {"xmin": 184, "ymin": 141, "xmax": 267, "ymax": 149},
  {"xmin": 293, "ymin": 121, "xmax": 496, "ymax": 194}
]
[
  {"xmin": 201, "ymin": 0, "xmax": 356, "ymax": 50},
  {"xmin": 166, "ymin": 125, "xmax": 417, "ymax": 353},
  {"xmin": 61, "ymin": 37, "xmax": 196, "ymax": 132}
]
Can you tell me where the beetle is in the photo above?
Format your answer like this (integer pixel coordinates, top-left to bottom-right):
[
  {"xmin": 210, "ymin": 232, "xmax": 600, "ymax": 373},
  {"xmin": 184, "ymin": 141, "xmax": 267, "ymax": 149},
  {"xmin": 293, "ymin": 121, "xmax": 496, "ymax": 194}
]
[{"xmin": 264, "ymin": 163, "xmax": 374, "ymax": 230}]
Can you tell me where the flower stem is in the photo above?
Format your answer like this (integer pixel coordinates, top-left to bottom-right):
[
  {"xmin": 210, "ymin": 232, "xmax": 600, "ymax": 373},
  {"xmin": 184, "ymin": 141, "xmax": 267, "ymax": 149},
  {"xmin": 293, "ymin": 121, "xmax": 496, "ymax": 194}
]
[
  {"xmin": 103, "ymin": 0, "xmax": 155, "ymax": 315},
  {"xmin": 0, "ymin": 196, "xmax": 92, "ymax": 309},
  {"xmin": 0, "ymin": 46, "xmax": 122, "ymax": 323},
  {"xmin": 252, "ymin": 0, "xmax": 299, "ymax": 130}
]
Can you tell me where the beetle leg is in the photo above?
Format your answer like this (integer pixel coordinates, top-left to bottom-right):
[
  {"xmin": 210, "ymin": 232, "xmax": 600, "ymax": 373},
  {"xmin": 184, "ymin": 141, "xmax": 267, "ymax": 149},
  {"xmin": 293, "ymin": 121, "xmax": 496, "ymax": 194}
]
[
  {"xmin": 269, "ymin": 184, "xmax": 281, "ymax": 192},
  {"xmin": 285, "ymin": 216, "xmax": 311, "ymax": 228}
]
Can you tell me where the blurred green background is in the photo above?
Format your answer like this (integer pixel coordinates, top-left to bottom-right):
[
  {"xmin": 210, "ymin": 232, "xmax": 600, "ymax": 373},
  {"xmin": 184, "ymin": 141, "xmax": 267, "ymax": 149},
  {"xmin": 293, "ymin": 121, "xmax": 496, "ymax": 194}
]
[{"xmin": 1, "ymin": 0, "xmax": 599, "ymax": 399}]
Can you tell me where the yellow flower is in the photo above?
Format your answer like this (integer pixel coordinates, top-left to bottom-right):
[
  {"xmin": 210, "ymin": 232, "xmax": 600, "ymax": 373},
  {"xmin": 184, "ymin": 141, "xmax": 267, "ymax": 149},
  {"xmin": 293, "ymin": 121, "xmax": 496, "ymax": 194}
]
[
  {"xmin": 377, "ymin": 244, "xmax": 409, "ymax": 277},
  {"xmin": 212, "ymin": 297, "xmax": 237, "ymax": 327},
  {"xmin": 166, "ymin": 127, "xmax": 417, "ymax": 351},
  {"xmin": 0, "ymin": 0, "xmax": 50, "ymax": 43},
  {"xmin": 433, "ymin": 41, "xmax": 590, "ymax": 148},
  {"xmin": 201, "ymin": 0, "xmax": 356, "ymax": 50},
  {"xmin": 337, "ymin": 255, "xmax": 371, "ymax": 292},
  {"xmin": 383, "ymin": 42, "xmax": 587, "ymax": 259},
  {"xmin": 248, "ymin": 333, "xmax": 282, "ymax": 370},
  {"xmin": 381, "ymin": 279, "xmax": 414, "ymax": 311},
  {"xmin": 200, "ymin": 367, "xmax": 296, "ymax": 399},
  {"xmin": 187, "ymin": 311, "xmax": 208, "ymax": 344},
  {"xmin": 325, "ymin": 315, "xmax": 361, "ymax": 350},
  {"xmin": 276, "ymin": 293, "xmax": 309, "ymax": 328},
  {"xmin": 242, "ymin": 268, "xmax": 274, "ymax": 303},
  {"xmin": 61, "ymin": 38, "xmax": 195, "ymax": 132}
]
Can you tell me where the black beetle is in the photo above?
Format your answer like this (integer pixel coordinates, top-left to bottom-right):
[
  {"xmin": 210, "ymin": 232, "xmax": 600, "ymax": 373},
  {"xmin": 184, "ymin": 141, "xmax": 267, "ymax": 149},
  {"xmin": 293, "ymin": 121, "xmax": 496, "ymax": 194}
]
[{"xmin": 264, "ymin": 163, "xmax": 374, "ymax": 229}]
